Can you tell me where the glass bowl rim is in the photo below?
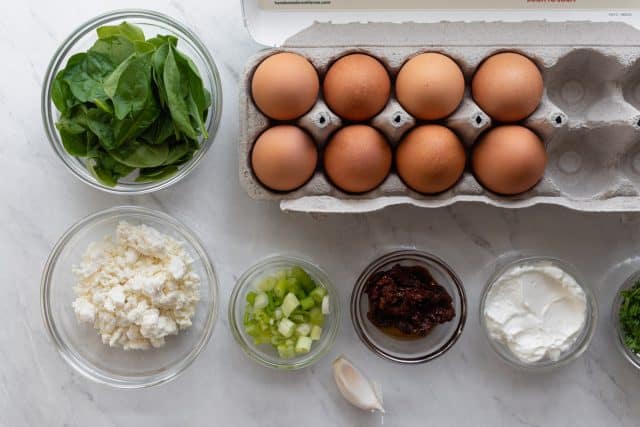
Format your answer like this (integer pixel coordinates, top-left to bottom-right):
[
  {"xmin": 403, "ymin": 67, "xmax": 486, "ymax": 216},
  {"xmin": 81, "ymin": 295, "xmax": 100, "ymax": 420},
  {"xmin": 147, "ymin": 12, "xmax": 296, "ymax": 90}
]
[
  {"xmin": 612, "ymin": 270, "xmax": 640, "ymax": 371},
  {"xmin": 41, "ymin": 8, "xmax": 223, "ymax": 195},
  {"xmin": 228, "ymin": 254, "xmax": 341, "ymax": 370},
  {"xmin": 350, "ymin": 248, "xmax": 468, "ymax": 364},
  {"xmin": 479, "ymin": 255, "xmax": 598, "ymax": 371},
  {"xmin": 40, "ymin": 205, "xmax": 219, "ymax": 388}
]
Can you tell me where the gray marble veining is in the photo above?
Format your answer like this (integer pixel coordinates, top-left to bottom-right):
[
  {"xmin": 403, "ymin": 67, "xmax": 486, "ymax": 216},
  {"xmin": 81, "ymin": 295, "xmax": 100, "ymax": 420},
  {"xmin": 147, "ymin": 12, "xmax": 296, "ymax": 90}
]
[{"xmin": 1, "ymin": 1, "xmax": 640, "ymax": 426}]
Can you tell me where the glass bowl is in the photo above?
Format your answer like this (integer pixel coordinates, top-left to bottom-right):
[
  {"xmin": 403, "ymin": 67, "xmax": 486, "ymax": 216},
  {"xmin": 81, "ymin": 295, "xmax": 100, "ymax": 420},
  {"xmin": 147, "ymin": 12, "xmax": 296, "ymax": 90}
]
[
  {"xmin": 228, "ymin": 255, "xmax": 340, "ymax": 370},
  {"xmin": 41, "ymin": 9, "xmax": 222, "ymax": 194},
  {"xmin": 612, "ymin": 270, "xmax": 640, "ymax": 370},
  {"xmin": 40, "ymin": 206, "xmax": 218, "ymax": 388},
  {"xmin": 350, "ymin": 249, "xmax": 467, "ymax": 364},
  {"xmin": 479, "ymin": 256, "xmax": 597, "ymax": 371}
]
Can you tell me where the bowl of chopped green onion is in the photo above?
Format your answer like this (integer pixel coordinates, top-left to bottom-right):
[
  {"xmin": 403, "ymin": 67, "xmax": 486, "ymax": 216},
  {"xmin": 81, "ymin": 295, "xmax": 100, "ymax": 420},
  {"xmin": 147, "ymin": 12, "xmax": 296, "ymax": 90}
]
[
  {"xmin": 228, "ymin": 255, "xmax": 340, "ymax": 370},
  {"xmin": 613, "ymin": 271, "xmax": 640, "ymax": 370},
  {"xmin": 42, "ymin": 9, "xmax": 222, "ymax": 194}
]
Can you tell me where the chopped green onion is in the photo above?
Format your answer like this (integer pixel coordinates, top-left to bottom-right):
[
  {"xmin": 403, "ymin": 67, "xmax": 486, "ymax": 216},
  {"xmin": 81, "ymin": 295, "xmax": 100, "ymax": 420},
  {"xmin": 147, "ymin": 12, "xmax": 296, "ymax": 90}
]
[
  {"xmin": 322, "ymin": 295, "xmax": 330, "ymax": 314},
  {"xmin": 309, "ymin": 287, "xmax": 327, "ymax": 303},
  {"xmin": 309, "ymin": 307, "xmax": 324, "ymax": 326},
  {"xmin": 282, "ymin": 292, "xmax": 300, "ymax": 317},
  {"xmin": 242, "ymin": 266, "xmax": 329, "ymax": 359},
  {"xmin": 310, "ymin": 325, "xmax": 322, "ymax": 341},
  {"xmin": 296, "ymin": 323, "xmax": 311, "ymax": 336},
  {"xmin": 295, "ymin": 336, "xmax": 313, "ymax": 354},
  {"xmin": 256, "ymin": 277, "xmax": 276, "ymax": 291},
  {"xmin": 275, "ymin": 278, "xmax": 288, "ymax": 299},
  {"xmin": 246, "ymin": 291, "xmax": 257, "ymax": 305},
  {"xmin": 278, "ymin": 318, "xmax": 296, "ymax": 338},
  {"xmin": 300, "ymin": 296, "xmax": 315, "ymax": 310},
  {"xmin": 254, "ymin": 292, "xmax": 268, "ymax": 310},
  {"xmin": 277, "ymin": 344, "xmax": 295, "ymax": 359}
]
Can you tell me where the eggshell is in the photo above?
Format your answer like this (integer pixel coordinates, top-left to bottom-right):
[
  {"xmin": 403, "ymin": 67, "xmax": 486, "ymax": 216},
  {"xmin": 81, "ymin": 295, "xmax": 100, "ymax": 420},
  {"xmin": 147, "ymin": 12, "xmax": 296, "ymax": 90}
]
[
  {"xmin": 324, "ymin": 125, "xmax": 392, "ymax": 193},
  {"xmin": 472, "ymin": 52, "xmax": 544, "ymax": 122},
  {"xmin": 251, "ymin": 125, "xmax": 318, "ymax": 192},
  {"xmin": 396, "ymin": 125, "xmax": 466, "ymax": 194},
  {"xmin": 472, "ymin": 125, "xmax": 547, "ymax": 195},
  {"xmin": 251, "ymin": 52, "xmax": 319, "ymax": 120},
  {"xmin": 323, "ymin": 54, "xmax": 391, "ymax": 121},
  {"xmin": 395, "ymin": 53, "xmax": 465, "ymax": 120}
]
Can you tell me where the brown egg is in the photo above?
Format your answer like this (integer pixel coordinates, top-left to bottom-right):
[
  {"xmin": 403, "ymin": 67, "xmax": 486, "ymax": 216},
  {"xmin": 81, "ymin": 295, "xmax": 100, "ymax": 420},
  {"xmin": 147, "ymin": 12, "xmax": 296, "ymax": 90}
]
[
  {"xmin": 472, "ymin": 52, "xmax": 544, "ymax": 122},
  {"xmin": 251, "ymin": 125, "xmax": 317, "ymax": 192},
  {"xmin": 395, "ymin": 53, "xmax": 465, "ymax": 120},
  {"xmin": 396, "ymin": 125, "xmax": 466, "ymax": 194},
  {"xmin": 251, "ymin": 52, "xmax": 319, "ymax": 120},
  {"xmin": 323, "ymin": 54, "xmax": 391, "ymax": 121},
  {"xmin": 472, "ymin": 125, "xmax": 547, "ymax": 195},
  {"xmin": 324, "ymin": 125, "xmax": 392, "ymax": 193}
]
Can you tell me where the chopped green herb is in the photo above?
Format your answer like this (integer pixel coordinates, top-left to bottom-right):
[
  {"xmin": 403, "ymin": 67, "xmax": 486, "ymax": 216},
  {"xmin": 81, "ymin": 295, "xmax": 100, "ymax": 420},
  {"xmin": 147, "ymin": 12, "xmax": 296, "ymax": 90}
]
[{"xmin": 619, "ymin": 280, "xmax": 640, "ymax": 353}]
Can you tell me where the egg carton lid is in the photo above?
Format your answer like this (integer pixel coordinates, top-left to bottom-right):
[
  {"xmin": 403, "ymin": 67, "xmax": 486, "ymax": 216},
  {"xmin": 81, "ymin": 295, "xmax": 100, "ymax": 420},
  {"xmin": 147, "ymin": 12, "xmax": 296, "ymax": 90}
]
[{"xmin": 241, "ymin": 0, "xmax": 640, "ymax": 47}]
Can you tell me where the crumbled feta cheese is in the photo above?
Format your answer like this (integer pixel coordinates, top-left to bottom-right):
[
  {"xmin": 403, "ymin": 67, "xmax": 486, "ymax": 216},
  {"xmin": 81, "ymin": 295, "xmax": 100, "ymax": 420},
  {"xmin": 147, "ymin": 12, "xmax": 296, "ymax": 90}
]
[
  {"xmin": 72, "ymin": 221, "xmax": 201, "ymax": 350},
  {"xmin": 72, "ymin": 297, "xmax": 95, "ymax": 323}
]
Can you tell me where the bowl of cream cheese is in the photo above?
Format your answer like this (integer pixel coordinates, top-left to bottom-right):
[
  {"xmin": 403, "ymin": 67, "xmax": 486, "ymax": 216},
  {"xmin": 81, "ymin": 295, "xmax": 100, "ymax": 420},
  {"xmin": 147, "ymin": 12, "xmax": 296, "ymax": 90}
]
[
  {"xmin": 41, "ymin": 206, "xmax": 218, "ymax": 388},
  {"xmin": 479, "ymin": 256, "xmax": 597, "ymax": 370}
]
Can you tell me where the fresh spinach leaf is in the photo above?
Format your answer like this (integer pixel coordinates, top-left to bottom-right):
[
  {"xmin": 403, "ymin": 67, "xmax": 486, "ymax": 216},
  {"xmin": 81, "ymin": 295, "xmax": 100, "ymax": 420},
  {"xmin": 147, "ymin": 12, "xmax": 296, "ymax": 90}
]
[
  {"xmin": 163, "ymin": 47, "xmax": 198, "ymax": 140},
  {"xmin": 135, "ymin": 165, "xmax": 179, "ymax": 183},
  {"xmin": 162, "ymin": 141, "xmax": 195, "ymax": 165},
  {"xmin": 151, "ymin": 42, "xmax": 171, "ymax": 107},
  {"xmin": 104, "ymin": 52, "xmax": 153, "ymax": 120},
  {"xmin": 56, "ymin": 106, "xmax": 101, "ymax": 156},
  {"xmin": 112, "ymin": 95, "xmax": 160, "ymax": 147},
  {"xmin": 58, "ymin": 130, "xmax": 90, "ymax": 156},
  {"xmin": 51, "ymin": 70, "xmax": 79, "ymax": 114},
  {"xmin": 97, "ymin": 22, "xmax": 145, "ymax": 42},
  {"xmin": 56, "ymin": 105, "xmax": 88, "ymax": 134},
  {"xmin": 147, "ymin": 35, "xmax": 178, "ymax": 48},
  {"xmin": 86, "ymin": 138, "xmax": 101, "ymax": 158},
  {"xmin": 90, "ymin": 35, "xmax": 135, "ymax": 65},
  {"xmin": 174, "ymin": 49, "xmax": 208, "ymax": 111},
  {"xmin": 140, "ymin": 110, "xmax": 175, "ymax": 145},
  {"xmin": 88, "ymin": 160, "xmax": 117, "ymax": 187},
  {"xmin": 86, "ymin": 108, "xmax": 115, "ymax": 149},
  {"xmin": 134, "ymin": 40, "xmax": 156, "ymax": 54},
  {"xmin": 89, "ymin": 149, "xmax": 135, "ymax": 187},
  {"xmin": 109, "ymin": 139, "xmax": 168, "ymax": 168},
  {"xmin": 102, "ymin": 151, "xmax": 134, "ymax": 176},
  {"xmin": 62, "ymin": 51, "xmax": 114, "ymax": 104},
  {"xmin": 172, "ymin": 47, "xmax": 210, "ymax": 137}
]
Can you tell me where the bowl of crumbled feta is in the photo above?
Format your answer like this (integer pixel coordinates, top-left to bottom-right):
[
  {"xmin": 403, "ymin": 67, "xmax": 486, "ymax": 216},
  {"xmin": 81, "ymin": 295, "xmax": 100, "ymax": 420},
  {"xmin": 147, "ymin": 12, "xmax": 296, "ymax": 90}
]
[{"xmin": 41, "ymin": 206, "xmax": 218, "ymax": 388}]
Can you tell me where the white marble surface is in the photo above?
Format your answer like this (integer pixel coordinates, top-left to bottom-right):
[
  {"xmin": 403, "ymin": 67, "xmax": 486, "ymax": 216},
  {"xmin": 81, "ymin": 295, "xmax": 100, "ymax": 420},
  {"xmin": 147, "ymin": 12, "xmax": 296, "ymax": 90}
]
[{"xmin": 2, "ymin": 1, "xmax": 640, "ymax": 426}]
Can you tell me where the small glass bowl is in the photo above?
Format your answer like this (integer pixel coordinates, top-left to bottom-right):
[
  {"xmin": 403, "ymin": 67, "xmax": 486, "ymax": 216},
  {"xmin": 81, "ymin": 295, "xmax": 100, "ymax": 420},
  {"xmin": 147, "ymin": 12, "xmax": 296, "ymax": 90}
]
[
  {"xmin": 479, "ymin": 256, "xmax": 597, "ymax": 371},
  {"xmin": 612, "ymin": 270, "xmax": 640, "ymax": 370},
  {"xmin": 350, "ymin": 249, "xmax": 467, "ymax": 364},
  {"xmin": 41, "ymin": 9, "xmax": 222, "ymax": 194},
  {"xmin": 228, "ymin": 255, "xmax": 340, "ymax": 370},
  {"xmin": 40, "ymin": 206, "xmax": 219, "ymax": 388}
]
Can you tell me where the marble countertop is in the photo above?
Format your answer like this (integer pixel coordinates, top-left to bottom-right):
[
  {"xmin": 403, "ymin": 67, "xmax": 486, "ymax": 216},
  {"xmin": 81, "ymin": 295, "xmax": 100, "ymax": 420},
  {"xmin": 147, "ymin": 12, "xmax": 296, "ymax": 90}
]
[{"xmin": 2, "ymin": 1, "xmax": 640, "ymax": 425}]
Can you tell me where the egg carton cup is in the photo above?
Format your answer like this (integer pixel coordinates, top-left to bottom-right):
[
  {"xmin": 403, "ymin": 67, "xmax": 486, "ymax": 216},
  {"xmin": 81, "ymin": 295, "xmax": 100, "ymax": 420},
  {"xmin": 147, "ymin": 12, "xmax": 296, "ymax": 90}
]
[{"xmin": 239, "ymin": 21, "xmax": 640, "ymax": 213}]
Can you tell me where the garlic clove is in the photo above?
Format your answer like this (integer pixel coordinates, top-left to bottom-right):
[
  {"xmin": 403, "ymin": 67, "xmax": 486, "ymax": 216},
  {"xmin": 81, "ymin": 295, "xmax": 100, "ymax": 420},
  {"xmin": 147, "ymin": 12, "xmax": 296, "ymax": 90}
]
[{"xmin": 333, "ymin": 356, "xmax": 385, "ymax": 413}]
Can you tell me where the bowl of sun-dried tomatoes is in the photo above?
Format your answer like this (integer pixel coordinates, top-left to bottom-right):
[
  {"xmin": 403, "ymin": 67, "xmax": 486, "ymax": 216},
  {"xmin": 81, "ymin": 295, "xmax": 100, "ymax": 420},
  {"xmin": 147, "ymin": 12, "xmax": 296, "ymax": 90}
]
[{"xmin": 350, "ymin": 249, "xmax": 467, "ymax": 364}]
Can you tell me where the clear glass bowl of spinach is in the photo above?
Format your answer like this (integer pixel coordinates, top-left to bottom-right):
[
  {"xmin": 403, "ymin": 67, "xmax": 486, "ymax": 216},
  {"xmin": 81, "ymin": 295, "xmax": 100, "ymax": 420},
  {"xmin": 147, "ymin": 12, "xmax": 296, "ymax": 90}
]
[{"xmin": 42, "ymin": 9, "xmax": 222, "ymax": 194}]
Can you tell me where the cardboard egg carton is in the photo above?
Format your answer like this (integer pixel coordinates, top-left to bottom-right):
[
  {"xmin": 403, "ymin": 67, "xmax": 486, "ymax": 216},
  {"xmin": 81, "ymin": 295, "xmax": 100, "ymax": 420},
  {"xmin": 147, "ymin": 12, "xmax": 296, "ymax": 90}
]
[{"xmin": 239, "ymin": 21, "xmax": 640, "ymax": 212}]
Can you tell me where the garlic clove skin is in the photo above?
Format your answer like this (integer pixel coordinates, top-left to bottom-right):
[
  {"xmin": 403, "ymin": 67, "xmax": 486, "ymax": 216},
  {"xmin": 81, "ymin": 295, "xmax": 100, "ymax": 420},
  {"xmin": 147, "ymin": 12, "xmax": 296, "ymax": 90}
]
[{"xmin": 333, "ymin": 356, "xmax": 385, "ymax": 414}]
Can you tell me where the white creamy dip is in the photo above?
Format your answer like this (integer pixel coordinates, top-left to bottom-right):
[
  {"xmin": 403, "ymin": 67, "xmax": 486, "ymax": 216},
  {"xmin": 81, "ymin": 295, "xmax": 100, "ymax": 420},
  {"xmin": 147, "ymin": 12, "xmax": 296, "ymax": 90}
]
[{"xmin": 483, "ymin": 260, "xmax": 587, "ymax": 364}]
